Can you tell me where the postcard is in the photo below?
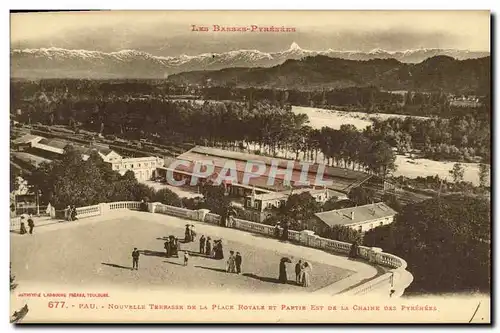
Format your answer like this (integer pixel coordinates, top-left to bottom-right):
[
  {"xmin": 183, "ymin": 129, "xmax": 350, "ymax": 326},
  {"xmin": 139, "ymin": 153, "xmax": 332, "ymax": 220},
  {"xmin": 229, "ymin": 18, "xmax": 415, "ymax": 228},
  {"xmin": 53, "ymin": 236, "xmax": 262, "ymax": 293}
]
[{"xmin": 9, "ymin": 10, "xmax": 491, "ymax": 324}]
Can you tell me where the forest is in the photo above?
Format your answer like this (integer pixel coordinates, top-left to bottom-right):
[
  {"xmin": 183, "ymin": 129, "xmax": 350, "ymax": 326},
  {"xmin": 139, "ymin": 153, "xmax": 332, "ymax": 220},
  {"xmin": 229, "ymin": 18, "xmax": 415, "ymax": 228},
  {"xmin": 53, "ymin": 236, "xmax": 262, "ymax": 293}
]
[{"xmin": 10, "ymin": 80, "xmax": 490, "ymax": 165}]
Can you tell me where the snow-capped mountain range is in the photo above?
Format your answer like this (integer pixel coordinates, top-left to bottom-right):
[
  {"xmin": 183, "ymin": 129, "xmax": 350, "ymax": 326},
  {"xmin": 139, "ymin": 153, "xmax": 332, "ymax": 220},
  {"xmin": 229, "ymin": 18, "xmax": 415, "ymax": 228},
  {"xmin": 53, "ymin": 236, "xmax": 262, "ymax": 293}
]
[{"xmin": 11, "ymin": 42, "xmax": 490, "ymax": 79}]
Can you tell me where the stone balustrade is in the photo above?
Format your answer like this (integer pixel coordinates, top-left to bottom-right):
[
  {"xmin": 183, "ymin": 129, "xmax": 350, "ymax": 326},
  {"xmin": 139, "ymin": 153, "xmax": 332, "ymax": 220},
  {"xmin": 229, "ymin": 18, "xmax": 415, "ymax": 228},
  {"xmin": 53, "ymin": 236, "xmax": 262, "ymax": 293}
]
[{"xmin": 11, "ymin": 200, "xmax": 413, "ymax": 296}]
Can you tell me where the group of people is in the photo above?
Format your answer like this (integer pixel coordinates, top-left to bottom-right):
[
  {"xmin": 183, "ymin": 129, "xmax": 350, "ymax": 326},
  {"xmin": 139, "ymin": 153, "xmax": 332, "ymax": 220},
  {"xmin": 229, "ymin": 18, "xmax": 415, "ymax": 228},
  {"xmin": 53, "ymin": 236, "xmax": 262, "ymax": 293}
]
[
  {"xmin": 226, "ymin": 250, "xmax": 243, "ymax": 274},
  {"xmin": 198, "ymin": 235, "xmax": 224, "ymax": 260},
  {"xmin": 164, "ymin": 236, "xmax": 181, "ymax": 258},
  {"xmin": 64, "ymin": 205, "xmax": 78, "ymax": 221},
  {"xmin": 294, "ymin": 260, "xmax": 312, "ymax": 287},
  {"xmin": 279, "ymin": 258, "xmax": 312, "ymax": 287},
  {"xmin": 19, "ymin": 215, "xmax": 35, "ymax": 235},
  {"xmin": 184, "ymin": 224, "xmax": 196, "ymax": 243},
  {"xmin": 274, "ymin": 222, "xmax": 289, "ymax": 241}
]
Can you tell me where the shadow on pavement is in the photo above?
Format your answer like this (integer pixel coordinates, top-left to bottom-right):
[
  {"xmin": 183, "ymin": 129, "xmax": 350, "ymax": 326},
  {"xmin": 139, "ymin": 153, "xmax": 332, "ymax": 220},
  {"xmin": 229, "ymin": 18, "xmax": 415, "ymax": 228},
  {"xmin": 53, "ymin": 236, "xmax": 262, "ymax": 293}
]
[
  {"xmin": 101, "ymin": 263, "xmax": 131, "ymax": 270},
  {"xmin": 243, "ymin": 273, "xmax": 293, "ymax": 285},
  {"xmin": 195, "ymin": 265, "xmax": 227, "ymax": 273},
  {"xmin": 141, "ymin": 250, "xmax": 167, "ymax": 257},
  {"xmin": 163, "ymin": 260, "xmax": 185, "ymax": 267}
]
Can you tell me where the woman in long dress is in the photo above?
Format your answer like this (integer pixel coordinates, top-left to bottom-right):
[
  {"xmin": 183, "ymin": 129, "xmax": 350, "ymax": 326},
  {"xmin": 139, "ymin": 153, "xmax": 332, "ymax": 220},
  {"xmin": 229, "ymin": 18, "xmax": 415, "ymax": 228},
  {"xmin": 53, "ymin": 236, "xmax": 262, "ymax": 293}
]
[
  {"xmin": 278, "ymin": 260, "xmax": 288, "ymax": 284},
  {"xmin": 205, "ymin": 237, "xmax": 212, "ymax": 257},
  {"xmin": 301, "ymin": 262, "xmax": 311, "ymax": 287},
  {"xmin": 226, "ymin": 251, "xmax": 236, "ymax": 273},
  {"xmin": 185, "ymin": 225, "xmax": 191, "ymax": 242}
]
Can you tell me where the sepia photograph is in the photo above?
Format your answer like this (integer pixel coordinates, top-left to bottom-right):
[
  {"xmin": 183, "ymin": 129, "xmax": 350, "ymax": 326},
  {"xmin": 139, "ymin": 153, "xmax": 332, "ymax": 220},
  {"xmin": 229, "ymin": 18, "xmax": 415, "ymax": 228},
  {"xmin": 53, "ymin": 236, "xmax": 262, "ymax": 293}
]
[{"xmin": 8, "ymin": 10, "xmax": 491, "ymax": 324}]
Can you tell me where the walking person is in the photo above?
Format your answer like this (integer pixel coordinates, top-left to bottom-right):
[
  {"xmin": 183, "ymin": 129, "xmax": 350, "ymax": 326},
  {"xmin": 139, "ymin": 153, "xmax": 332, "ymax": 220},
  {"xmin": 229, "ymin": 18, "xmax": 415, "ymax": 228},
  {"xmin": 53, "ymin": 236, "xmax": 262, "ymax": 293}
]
[
  {"xmin": 295, "ymin": 260, "xmax": 303, "ymax": 285},
  {"xmin": 164, "ymin": 239, "xmax": 170, "ymax": 257},
  {"xmin": 184, "ymin": 225, "xmax": 191, "ymax": 242},
  {"xmin": 301, "ymin": 262, "xmax": 311, "ymax": 287},
  {"xmin": 183, "ymin": 251, "xmax": 190, "ymax": 266},
  {"xmin": 281, "ymin": 221, "xmax": 289, "ymax": 241},
  {"xmin": 235, "ymin": 252, "xmax": 242, "ymax": 274},
  {"xmin": 199, "ymin": 235, "xmax": 206, "ymax": 254},
  {"xmin": 64, "ymin": 205, "xmax": 70, "ymax": 221},
  {"xmin": 205, "ymin": 237, "xmax": 212, "ymax": 257},
  {"xmin": 226, "ymin": 251, "xmax": 236, "ymax": 273},
  {"xmin": 190, "ymin": 225, "xmax": 196, "ymax": 241},
  {"xmin": 27, "ymin": 214, "xmax": 35, "ymax": 235},
  {"xmin": 131, "ymin": 248, "xmax": 140, "ymax": 270},
  {"xmin": 278, "ymin": 259, "xmax": 288, "ymax": 284},
  {"xmin": 70, "ymin": 205, "xmax": 78, "ymax": 221}
]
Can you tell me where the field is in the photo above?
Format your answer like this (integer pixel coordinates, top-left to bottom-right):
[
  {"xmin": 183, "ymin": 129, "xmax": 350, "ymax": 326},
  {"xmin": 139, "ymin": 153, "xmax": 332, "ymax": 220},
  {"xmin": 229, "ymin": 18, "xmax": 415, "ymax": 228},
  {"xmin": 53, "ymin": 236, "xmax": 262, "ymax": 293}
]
[
  {"xmin": 293, "ymin": 106, "xmax": 483, "ymax": 186},
  {"xmin": 10, "ymin": 214, "xmax": 354, "ymax": 294},
  {"xmin": 292, "ymin": 106, "xmax": 430, "ymax": 130}
]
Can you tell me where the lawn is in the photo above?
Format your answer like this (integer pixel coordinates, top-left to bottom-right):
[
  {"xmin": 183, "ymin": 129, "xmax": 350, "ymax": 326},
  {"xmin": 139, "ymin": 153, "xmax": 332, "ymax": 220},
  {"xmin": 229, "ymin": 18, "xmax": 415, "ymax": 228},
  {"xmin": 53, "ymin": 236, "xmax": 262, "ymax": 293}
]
[{"xmin": 11, "ymin": 216, "xmax": 353, "ymax": 294}]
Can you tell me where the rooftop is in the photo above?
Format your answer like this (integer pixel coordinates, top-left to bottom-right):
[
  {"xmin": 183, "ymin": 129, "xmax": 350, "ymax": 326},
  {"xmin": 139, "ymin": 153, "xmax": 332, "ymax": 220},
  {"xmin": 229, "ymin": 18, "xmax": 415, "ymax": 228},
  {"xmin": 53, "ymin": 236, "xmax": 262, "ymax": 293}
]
[
  {"xmin": 174, "ymin": 146, "xmax": 369, "ymax": 192},
  {"xmin": 315, "ymin": 202, "xmax": 397, "ymax": 227},
  {"xmin": 12, "ymin": 134, "xmax": 41, "ymax": 145}
]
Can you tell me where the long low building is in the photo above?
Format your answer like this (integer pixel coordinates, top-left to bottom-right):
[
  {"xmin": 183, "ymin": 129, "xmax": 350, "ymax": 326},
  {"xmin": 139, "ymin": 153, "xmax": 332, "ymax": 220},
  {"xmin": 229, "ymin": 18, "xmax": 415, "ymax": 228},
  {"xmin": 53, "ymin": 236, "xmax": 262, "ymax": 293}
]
[
  {"xmin": 15, "ymin": 134, "xmax": 163, "ymax": 181},
  {"xmin": 157, "ymin": 146, "xmax": 372, "ymax": 196},
  {"xmin": 310, "ymin": 202, "xmax": 397, "ymax": 234}
]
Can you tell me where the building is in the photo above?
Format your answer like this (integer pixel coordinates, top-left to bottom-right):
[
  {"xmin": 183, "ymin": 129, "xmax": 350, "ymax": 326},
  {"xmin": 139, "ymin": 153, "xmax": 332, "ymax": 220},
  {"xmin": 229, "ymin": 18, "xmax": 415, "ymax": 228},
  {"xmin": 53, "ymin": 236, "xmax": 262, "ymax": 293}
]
[
  {"xmin": 310, "ymin": 202, "xmax": 397, "ymax": 234},
  {"xmin": 20, "ymin": 135, "xmax": 163, "ymax": 182},
  {"xmin": 157, "ymin": 146, "xmax": 371, "ymax": 196},
  {"xmin": 109, "ymin": 156, "xmax": 164, "ymax": 181},
  {"xmin": 12, "ymin": 134, "xmax": 43, "ymax": 151},
  {"xmin": 242, "ymin": 186, "xmax": 348, "ymax": 223},
  {"xmin": 245, "ymin": 187, "xmax": 348, "ymax": 212}
]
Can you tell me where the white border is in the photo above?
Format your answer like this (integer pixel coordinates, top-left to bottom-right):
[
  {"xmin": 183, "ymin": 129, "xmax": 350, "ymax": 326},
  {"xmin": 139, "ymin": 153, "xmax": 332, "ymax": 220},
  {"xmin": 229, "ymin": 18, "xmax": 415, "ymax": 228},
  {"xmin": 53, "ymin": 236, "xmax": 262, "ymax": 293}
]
[{"xmin": 1, "ymin": 1, "xmax": 497, "ymax": 333}]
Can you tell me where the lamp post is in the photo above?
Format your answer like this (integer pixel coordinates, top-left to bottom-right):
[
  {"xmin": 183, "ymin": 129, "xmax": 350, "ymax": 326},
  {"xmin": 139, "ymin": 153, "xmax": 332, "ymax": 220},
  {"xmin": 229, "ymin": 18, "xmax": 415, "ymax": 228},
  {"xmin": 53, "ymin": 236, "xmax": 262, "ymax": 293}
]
[{"xmin": 36, "ymin": 190, "xmax": 42, "ymax": 216}]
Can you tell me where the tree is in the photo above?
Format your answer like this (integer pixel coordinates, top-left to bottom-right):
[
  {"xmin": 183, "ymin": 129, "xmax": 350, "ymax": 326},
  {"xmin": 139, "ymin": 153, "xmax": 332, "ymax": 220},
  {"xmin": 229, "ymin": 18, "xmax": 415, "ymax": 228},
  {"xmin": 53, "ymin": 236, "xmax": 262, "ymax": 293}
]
[
  {"xmin": 449, "ymin": 162, "xmax": 465, "ymax": 183},
  {"xmin": 478, "ymin": 163, "xmax": 490, "ymax": 188},
  {"xmin": 321, "ymin": 224, "xmax": 363, "ymax": 244},
  {"xmin": 381, "ymin": 193, "xmax": 403, "ymax": 212},
  {"xmin": 348, "ymin": 187, "xmax": 375, "ymax": 206},
  {"xmin": 154, "ymin": 188, "xmax": 182, "ymax": 207},
  {"xmin": 363, "ymin": 194, "xmax": 490, "ymax": 294}
]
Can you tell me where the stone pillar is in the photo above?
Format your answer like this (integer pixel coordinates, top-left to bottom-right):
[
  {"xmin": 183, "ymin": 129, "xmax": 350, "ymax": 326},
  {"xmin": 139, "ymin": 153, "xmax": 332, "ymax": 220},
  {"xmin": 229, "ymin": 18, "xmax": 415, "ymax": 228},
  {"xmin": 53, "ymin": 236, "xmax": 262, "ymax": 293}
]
[
  {"xmin": 300, "ymin": 230, "xmax": 315, "ymax": 246},
  {"xmin": 148, "ymin": 202, "xmax": 161, "ymax": 213},
  {"xmin": 99, "ymin": 203, "xmax": 110, "ymax": 216},
  {"xmin": 369, "ymin": 247, "xmax": 383, "ymax": 264},
  {"xmin": 197, "ymin": 209, "xmax": 210, "ymax": 222}
]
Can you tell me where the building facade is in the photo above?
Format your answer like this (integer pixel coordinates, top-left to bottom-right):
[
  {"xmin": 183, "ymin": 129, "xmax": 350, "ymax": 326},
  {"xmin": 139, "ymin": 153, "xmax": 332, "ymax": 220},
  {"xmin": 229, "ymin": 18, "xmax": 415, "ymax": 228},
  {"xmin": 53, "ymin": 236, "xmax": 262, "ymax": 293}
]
[{"xmin": 311, "ymin": 202, "xmax": 397, "ymax": 234}]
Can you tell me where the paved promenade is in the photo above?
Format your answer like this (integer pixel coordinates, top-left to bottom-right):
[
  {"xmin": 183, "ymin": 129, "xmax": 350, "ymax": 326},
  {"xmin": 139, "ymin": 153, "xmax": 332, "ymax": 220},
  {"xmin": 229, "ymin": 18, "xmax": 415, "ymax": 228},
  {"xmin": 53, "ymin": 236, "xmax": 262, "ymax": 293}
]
[{"xmin": 11, "ymin": 211, "xmax": 380, "ymax": 295}]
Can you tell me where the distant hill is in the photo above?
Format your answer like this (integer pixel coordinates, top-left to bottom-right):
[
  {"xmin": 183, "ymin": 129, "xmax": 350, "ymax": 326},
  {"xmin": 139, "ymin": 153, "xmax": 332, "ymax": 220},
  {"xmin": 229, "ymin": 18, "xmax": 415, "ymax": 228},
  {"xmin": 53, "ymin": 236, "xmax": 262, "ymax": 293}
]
[
  {"xmin": 167, "ymin": 55, "xmax": 491, "ymax": 94},
  {"xmin": 11, "ymin": 43, "xmax": 489, "ymax": 82}
]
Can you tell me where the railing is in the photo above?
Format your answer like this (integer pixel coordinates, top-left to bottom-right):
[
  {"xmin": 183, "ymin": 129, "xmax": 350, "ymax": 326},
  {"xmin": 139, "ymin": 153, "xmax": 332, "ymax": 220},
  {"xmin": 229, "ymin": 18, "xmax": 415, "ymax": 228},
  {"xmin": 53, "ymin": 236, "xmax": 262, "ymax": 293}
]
[
  {"xmin": 154, "ymin": 204, "xmax": 195, "ymax": 219},
  {"xmin": 233, "ymin": 218, "xmax": 274, "ymax": 236},
  {"xmin": 13, "ymin": 200, "xmax": 412, "ymax": 296},
  {"xmin": 76, "ymin": 205, "xmax": 101, "ymax": 219},
  {"xmin": 205, "ymin": 213, "xmax": 221, "ymax": 224},
  {"xmin": 109, "ymin": 201, "xmax": 141, "ymax": 211}
]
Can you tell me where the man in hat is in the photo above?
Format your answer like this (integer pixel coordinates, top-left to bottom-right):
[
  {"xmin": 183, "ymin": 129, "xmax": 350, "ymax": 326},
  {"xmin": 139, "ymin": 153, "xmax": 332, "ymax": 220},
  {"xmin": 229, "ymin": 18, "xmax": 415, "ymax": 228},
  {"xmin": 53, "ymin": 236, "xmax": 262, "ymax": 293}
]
[
  {"xmin": 199, "ymin": 235, "xmax": 206, "ymax": 254},
  {"xmin": 131, "ymin": 248, "xmax": 140, "ymax": 270},
  {"xmin": 295, "ymin": 260, "xmax": 303, "ymax": 285},
  {"xmin": 235, "ymin": 252, "xmax": 242, "ymax": 274}
]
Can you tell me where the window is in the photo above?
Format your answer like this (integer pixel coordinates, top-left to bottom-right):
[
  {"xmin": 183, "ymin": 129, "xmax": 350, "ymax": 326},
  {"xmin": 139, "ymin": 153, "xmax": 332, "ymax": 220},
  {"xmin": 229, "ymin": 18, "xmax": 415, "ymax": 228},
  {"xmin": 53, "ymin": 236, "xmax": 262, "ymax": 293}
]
[
  {"xmin": 145, "ymin": 163, "xmax": 149, "ymax": 167},
  {"xmin": 138, "ymin": 163, "xmax": 141, "ymax": 167},
  {"xmin": 131, "ymin": 164, "xmax": 134, "ymax": 168},
  {"xmin": 380, "ymin": 221, "xmax": 383, "ymax": 226},
  {"xmin": 358, "ymin": 225, "xmax": 362, "ymax": 232}
]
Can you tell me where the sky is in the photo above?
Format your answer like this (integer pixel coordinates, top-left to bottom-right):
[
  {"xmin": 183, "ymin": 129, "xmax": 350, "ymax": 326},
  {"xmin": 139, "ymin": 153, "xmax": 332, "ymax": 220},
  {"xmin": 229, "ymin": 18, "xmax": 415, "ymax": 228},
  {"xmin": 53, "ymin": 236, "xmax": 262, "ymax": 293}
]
[{"xmin": 10, "ymin": 11, "xmax": 491, "ymax": 56}]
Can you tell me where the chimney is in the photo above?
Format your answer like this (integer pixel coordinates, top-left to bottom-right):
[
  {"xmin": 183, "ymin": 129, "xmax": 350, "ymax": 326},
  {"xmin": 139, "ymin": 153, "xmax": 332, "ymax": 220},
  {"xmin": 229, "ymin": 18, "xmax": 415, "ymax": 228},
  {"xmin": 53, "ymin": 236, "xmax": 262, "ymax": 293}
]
[{"xmin": 351, "ymin": 211, "xmax": 355, "ymax": 220}]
